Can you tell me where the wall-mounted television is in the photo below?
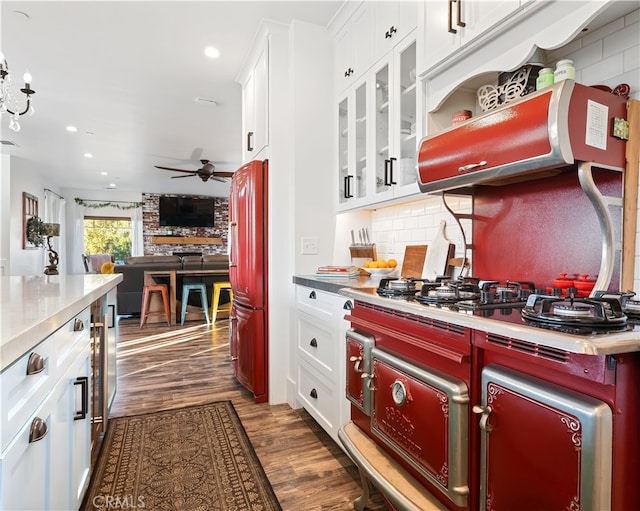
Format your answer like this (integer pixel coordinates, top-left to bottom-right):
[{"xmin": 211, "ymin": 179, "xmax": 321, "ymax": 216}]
[{"xmin": 159, "ymin": 196, "xmax": 215, "ymax": 227}]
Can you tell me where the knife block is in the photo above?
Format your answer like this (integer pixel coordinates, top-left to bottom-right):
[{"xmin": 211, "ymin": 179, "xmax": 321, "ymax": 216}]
[{"xmin": 350, "ymin": 244, "xmax": 376, "ymax": 267}]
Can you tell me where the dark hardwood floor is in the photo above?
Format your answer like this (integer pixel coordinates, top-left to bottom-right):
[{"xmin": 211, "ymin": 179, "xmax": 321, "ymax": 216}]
[{"xmin": 108, "ymin": 316, "xmax": 387, "ymax": 510}]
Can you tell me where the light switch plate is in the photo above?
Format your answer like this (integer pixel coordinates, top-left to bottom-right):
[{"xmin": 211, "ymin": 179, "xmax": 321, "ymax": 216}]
[{"xmin": 301, "ymin": 237, "xmax": 319, "ymax": 255}]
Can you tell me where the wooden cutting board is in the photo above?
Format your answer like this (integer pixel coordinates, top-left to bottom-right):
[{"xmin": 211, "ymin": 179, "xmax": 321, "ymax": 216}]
[
  {"xmin": 400, "ymin": 245, "xmax": 427, "ymax": 278},
  {"xmin": 422, "ymin": 220, "xmax": 455, "ymax": 280}
]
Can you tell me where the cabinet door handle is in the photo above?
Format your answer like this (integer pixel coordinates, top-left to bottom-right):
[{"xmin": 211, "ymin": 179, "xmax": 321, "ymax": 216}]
[
  {"xmin": 247, "ymin": 131, "xmax": 254, "ymax": 152},
  {"xmin": 29, "ymin": 417, "xmax": 48, "ymax": 443},
  {"xmin": 26, "ymin": 352, "xmax": 45, "ymax": 375},
  {"xmin": 350, "ymin": 355, "xmax": 362, "ymax": 372},
  {"xmin": 74, "ymin": 376, "xmax": 89, "ymax": 420},
  {"xmin": 389, "ymin": 157, "xmax": 397, "ymax": 185},
  {"xmin": 456, "ymin": 0, "xmax": 466, "ymax": 28},
  {"xmin": 73, "ymin": 317, "xmax": 85, "ymax": 331},
  {"xmin": 448, "ymin": 0, "xmax": 457, "ymax": 33},
  {"xmin": 344, "ymin": 67, "xmax": 354, "ymax": 78},
  {"xmin": 310, "ymin": 388, "xmax": 318, "ymax": 399},
  {"xmin": 309, "ymin": 290, "xmax": 316, "ymax": 299},
  {"xmin": 309, "ymin": 338, "xmax": 318, "ymax": 348},
  {"xmin": 344, "ymin": 175, "xmax": 354, "ymax": 198},
  {"xmin": 385, "ymin": 26, "xmax": 397, "ymax": 39},
  {"xmin": 343, "ymin": 300, "xmax": 353, "ymax": 310}
]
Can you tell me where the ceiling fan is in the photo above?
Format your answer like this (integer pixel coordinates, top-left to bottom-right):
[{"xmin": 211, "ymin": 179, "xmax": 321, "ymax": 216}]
[{"xmin": 155, "ymin": 160, "xmax": 234, "ymax": 182}]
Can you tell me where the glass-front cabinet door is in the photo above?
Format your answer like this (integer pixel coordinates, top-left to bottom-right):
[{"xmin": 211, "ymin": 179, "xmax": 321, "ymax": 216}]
[
  {"xmin": 370, "ymin": 36, "xmax": 418, "ymax": 203},
  {"xmin": 337, "ymin": 78, "xmax": 369, "ymax": 210}
]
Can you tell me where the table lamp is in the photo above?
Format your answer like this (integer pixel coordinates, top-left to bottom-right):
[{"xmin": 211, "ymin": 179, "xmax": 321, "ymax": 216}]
[{"xmin": 42, "ymin": 223, "xmax": 60, "ymax": 275}]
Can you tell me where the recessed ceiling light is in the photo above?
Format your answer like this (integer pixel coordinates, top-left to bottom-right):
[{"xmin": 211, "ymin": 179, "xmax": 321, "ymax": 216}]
[
  {"xmin": 66, "ymin": 126, "xmax": 78, "ymax": 132},
  {"xmin": 84, "ymin": 153, "xmax": 93, "ymax": 158},
  {"xmin": 204, "ymin": 46, "xmax": 220, "ymax": 59},
  {"xmin": 100, "ymin": 171, "xmax": 108, "ymax": 176},
  {"xmin": 108, "ymin": 183, "xmax": 116, "ymax": 188}
]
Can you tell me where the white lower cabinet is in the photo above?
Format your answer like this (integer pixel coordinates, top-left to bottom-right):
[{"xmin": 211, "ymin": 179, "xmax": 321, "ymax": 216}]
[
  {"xmin": 0, "ymin": 309, "xmax": 91, "ymax": 510},
  {"xmin": 295, "ymin": 285, "xmax": 353, "ymax": 446}
]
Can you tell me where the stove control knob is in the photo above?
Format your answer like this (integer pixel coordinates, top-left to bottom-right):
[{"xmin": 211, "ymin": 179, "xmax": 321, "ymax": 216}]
[{"xmin": 472, "ymin": 404, "xmax": 493, "ymax": 432}]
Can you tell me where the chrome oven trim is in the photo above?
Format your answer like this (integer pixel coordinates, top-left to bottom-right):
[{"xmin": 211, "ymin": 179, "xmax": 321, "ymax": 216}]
[
  {"xmin": 370, "ymin": 347, "xmax": 470, "ymax": 507},
  {"xmin": 479, "ymin": 364, "xmax": 612, "ymax": 511}
]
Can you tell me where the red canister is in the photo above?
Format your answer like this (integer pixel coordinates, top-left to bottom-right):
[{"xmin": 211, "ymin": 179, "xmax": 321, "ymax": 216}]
[{"xmin": 452, "ymin": 110, "xmax": 472, "ymax": 125}]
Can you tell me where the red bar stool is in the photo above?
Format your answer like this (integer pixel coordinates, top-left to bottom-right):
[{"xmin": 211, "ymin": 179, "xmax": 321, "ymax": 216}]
[{"xmin": 140, "ymin": 284, "xmax": 171, "ymax": 328}]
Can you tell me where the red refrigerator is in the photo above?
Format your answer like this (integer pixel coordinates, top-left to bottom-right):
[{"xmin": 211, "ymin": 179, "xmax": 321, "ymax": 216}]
[{"xmin": 228, "ymin": 159, "xmax": 268, "ymax": 403}]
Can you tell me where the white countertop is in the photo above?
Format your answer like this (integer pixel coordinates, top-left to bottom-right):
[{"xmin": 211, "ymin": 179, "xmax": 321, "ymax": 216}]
[
  {"xmin": 0, "ymin": 273, "xmax": 122, "ymax": 371},
  {"xmin": 339, "ymin": 287, "xmax": 640, "ymax": 356}
]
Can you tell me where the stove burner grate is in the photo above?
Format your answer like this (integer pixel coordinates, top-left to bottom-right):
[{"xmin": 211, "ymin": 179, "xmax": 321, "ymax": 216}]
[{"xmin": 521, "ymin": 294, "xmax": 627, "ymax": 327}]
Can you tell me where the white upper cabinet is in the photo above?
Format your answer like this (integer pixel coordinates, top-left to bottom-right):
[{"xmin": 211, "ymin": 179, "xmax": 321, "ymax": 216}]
[
  {"xmin": 334, "ymin": 3, "xmax": 374, "ymax": 94},
  {"xmin": 373, "ymin": 1, "xmax": 418, "ymax": 59},
  {"xmin": 240, "ymin": 39, "xmax": 269, "ymax": 162},
  {"xmin": 420, "ymin": 0, "xmax": 521, "ymax": 76}
]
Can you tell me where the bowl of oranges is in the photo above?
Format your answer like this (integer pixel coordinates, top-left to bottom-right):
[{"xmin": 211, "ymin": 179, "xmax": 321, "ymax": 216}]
[{"xmin": 362, "ymin": 258, "xmax": 398, "ymax": 276}]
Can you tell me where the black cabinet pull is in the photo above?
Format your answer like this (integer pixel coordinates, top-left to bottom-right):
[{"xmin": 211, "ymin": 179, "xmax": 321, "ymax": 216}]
[
  {"xmin": 247, "ymin": 131, "xmax": 254, "ymax": 152},
  {"xmin": 344, "ymin": 67, "xmax": 354, "ymax": 78},
  {"xmin": 310, "ymin": 338, "xmax": 318, "ymax": 348},
  {"xmin": 310, "ymin": 388, "xmax": 318, "ymax": 399},
  {"xmin": 448, "ymin": 0, "xmax": 457, "ymax": 33},
  {"xmin": 309, "ymin": 290, "xmax": 316, "ymax": 299},
  {"xmin": 385, "ymin": 26, "xmax": 397, "ymax": 39},
  {"xmin": 74, "ymin": 376, "xmax": 89, "ymax": 420},
  {"xmin": 343, "ymin": 300, "xmax": 353, "ymax": 310},
  {"xmin": 344, "ymin": 175, "xmax": 354, "ymax": 198},
  {"xmin": 389, "ymin": 157, "xmax": 397, "ymax": 185},
  {"xmin": 73, "ymin": 318, "xmax": 85, "ymax": 331}
]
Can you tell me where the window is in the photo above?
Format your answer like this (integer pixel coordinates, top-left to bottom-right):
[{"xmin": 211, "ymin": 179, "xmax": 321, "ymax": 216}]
[{"xmin": 84, "ymin": 216, "xmax": 131, "ymax": 264}]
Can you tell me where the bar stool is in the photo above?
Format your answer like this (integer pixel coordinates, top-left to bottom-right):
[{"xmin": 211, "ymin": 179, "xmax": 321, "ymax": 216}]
[
  {"xmin": 140, "ymin": 284, "xmax": 171, "ymax": 328},
  {"xmin": 181, "ymin": 283, "xmax": 210, "ymax": 325},
  {"xmin": 211, "ymin": 282, "xmax": 233, "ymax": 322}
]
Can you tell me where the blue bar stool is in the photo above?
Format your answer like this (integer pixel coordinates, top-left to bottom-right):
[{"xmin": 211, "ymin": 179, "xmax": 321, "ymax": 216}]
[{"xmin": 180, "ymin": 282, "xmax": 210, "ymax": 325}]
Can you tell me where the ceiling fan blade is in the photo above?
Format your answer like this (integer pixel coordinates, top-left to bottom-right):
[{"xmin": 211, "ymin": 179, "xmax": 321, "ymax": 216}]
[
  {"xmin": 171, "ymin": 174, "xmax": 196, "ymax": 179},
  {"xmin": 213, "ymin": 172, "xmax": 235, "ymax": 178},
  {"xmin": 155, "ymin": 165, "xmax": 197, "ymax": 174}
]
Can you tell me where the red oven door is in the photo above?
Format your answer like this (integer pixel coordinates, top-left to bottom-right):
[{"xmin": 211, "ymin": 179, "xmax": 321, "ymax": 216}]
[
  {"xmin": 477, "ymin": 364, "xmax": 612, "ymax": 511},
  {"xmin": 370, "ymin": 347, "xmax": 470, "ymax": 507},
  {"xmin": 345, "ymin": 329, "xmax": 375, "ymax": 416}
]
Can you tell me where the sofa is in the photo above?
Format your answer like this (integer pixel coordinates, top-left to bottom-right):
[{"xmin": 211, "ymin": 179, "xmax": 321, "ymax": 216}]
[{"xmin": 114, "ymin": 254, "xmax": 230, "ymax": 315}]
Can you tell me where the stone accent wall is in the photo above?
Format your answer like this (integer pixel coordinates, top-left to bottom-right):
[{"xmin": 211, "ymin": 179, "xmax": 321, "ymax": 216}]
[{"xmin": 142, "ymin": 193, "xmax": 228, "ymax": 256}]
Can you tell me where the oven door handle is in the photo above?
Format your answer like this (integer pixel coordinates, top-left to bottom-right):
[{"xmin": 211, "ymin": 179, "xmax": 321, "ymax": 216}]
[
  {"xmin": 472, "ymin": 404, "xmax": 493, "ymax": 432},
  {"xmin": 346, "ymin": 315, "xmax": 469, "ymax": 364}
]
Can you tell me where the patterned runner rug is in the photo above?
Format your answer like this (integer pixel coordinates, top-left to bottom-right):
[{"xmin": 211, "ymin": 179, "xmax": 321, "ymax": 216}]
[{"xmin": 82, "ymin": 401, "xmax": 282, "ymax": 510}]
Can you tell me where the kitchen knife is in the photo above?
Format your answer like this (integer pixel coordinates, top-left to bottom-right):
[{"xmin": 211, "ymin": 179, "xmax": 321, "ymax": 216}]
[{"xmin": 351, "ymin": 230, "xmax": 355, "ymax": 245}]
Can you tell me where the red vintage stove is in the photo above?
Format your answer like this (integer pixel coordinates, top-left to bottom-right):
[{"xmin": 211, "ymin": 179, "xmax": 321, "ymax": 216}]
[{"xmin": 338, "ymin": 81, "xmax": 638, "ymax": 511}]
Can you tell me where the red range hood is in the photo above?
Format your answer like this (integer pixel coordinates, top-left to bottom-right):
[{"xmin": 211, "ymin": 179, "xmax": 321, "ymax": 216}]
[{"xmin": 417, "ymin": 80, "xmax": 627, "ymax": 194}]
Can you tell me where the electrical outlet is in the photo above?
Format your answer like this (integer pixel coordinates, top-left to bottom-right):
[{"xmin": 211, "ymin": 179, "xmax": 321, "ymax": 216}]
[{"xmin": 301, "ymin": 237, "xmax": 319, "ymax": 255}]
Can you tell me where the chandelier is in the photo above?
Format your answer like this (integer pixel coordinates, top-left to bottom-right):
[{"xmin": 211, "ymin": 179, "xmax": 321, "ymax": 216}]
[{"xmin": 0, "ymin": 51, "xmax": 36, "ymax": 132}]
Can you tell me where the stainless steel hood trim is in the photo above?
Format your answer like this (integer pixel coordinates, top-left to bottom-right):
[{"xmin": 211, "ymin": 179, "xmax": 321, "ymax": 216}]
[
  {"xmin": 418, "ymin": 80, "xmax": 578, "ymax": 195},
  {"xmin": 578, "ymin": 161, "xmax": 624, "ymax": 295}
]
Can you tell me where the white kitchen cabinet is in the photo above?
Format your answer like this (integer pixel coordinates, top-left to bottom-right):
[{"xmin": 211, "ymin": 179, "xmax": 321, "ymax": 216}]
[
  {"xmin": 295, "ymin": 285, "xmax": 353, "ymax": 446},
  {"xmin": 0, "ymin": 309, "xmax": 91, "ymax": 511},
  {"xmin": 337, "ymin": 35, "xmax": 419, "ymax": 211},
  {"xmin": 241, "ymin": 39, "xmax": 269, "ymax": 161},
  {"xmin": 372, "ymin": 0, "xmax": 418, "ymax": 60},
  {"xmin": 338, "ymin": 76, "xmax": 370, "ymax": 209},
  {"xmin": 334, "ymin": 2, "xmax": 374, "ymax": 94},
  {"xmin": 419, "ymin": 0, "xmax": 521, "ymax": 77}
]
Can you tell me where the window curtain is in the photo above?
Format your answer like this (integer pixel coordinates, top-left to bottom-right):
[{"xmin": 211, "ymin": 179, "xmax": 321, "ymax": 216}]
[
  {"xmin": 130, "ymin": 206, "xmax": 143, "ymax": 256},
  {"xmin": 68, "ymin": 200, "xmax": 88, "ymax": 274},
  {"xmin": 43, "ymin": 190, "xmax": 66, "ymax": 273}
]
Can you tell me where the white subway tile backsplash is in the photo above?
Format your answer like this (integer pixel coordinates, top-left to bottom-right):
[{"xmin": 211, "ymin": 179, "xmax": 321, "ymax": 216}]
[
  {"xmin": 581, "ymin": 53, "xmax": 625, "ymax": 84},
  {"xmin": 624, "ymin": 45, "xmax": 640, "ymax": 72},
  {"xmin": 603, "ymin": 21, "xmax": 640, "ymax": 57},
  {"xmin": 582, "ymin": 16, "xmax": 625, "ymax": 47},
  {"xmin": 566, "ymin": 41, "xmax": 603, "ymax": 69}
]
